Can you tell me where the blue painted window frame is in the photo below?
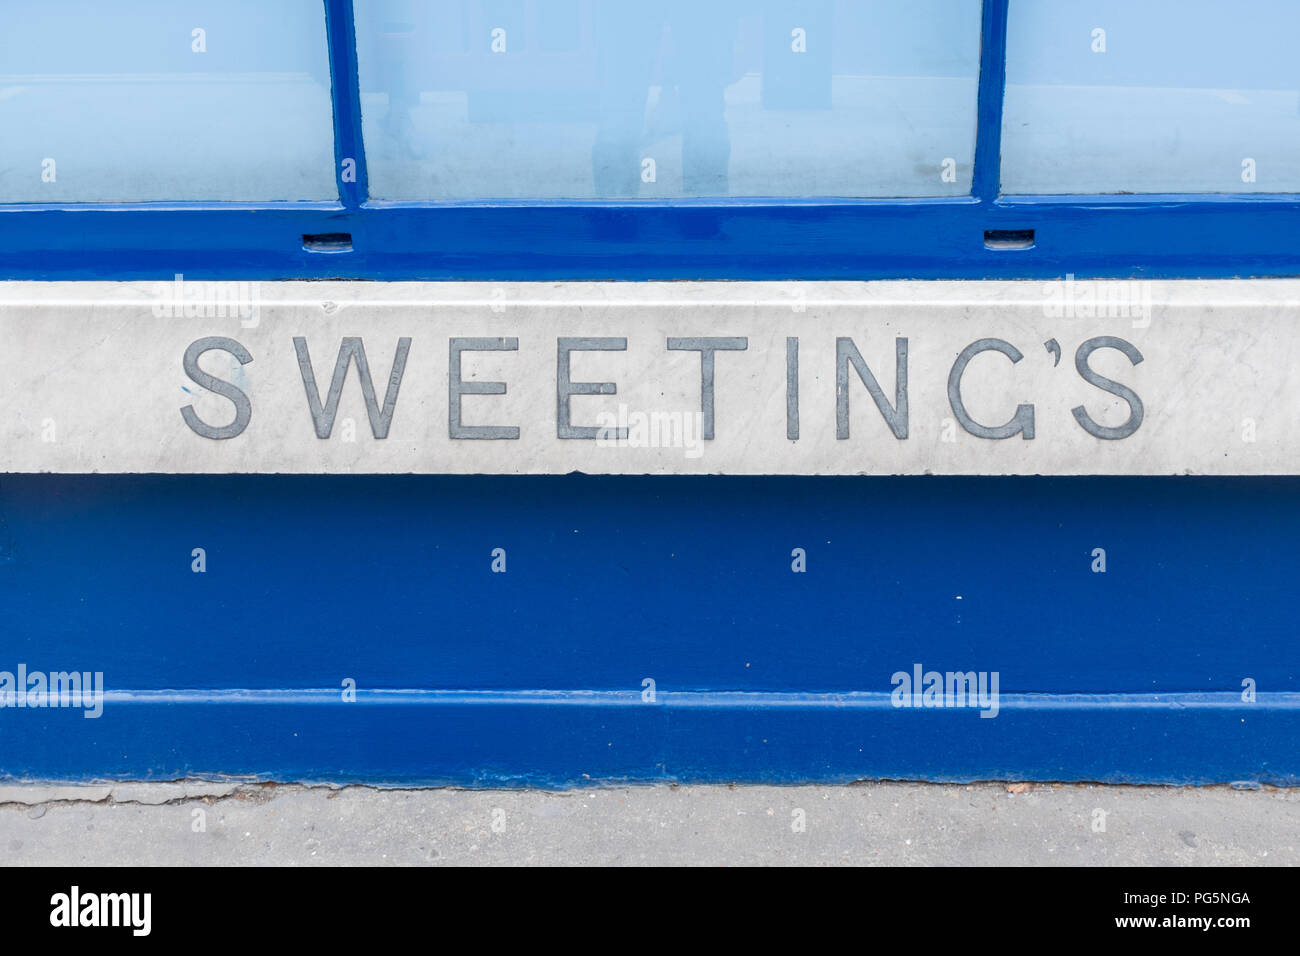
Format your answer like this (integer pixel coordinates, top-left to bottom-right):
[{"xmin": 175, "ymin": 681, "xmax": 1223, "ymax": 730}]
[{"xmin": 2, "ymin": 0, "xmax": 1299, "ymax": 282}]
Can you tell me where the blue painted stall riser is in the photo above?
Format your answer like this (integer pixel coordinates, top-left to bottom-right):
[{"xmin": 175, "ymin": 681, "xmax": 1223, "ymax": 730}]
[{"xmin": 0, "ymin": 475, "xmax": 1294, "ymax": 785}]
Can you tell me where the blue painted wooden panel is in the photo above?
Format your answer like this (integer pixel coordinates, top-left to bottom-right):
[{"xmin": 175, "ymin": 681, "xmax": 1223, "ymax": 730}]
[{"xmin": 1, "ymin": 475, "xmax": 1294, "ymax": 785}]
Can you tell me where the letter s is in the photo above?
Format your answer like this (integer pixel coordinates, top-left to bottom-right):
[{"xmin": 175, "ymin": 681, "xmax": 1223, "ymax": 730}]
[
  {"xmin": 1072, "ymin": 336, "xmax": 1144, "ymax": 439},
  {"xmin": 181, "ymin": 336, "xmax": 253, "ymax": 439}
]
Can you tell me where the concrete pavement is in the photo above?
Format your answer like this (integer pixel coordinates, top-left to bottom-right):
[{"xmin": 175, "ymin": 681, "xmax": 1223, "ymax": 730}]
[{"xmin": 1, "ymin": 781, "xmax": 1296, "ymax": 866}]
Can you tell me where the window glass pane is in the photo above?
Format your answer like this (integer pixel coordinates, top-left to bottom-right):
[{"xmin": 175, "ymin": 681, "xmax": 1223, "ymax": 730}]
[
  {"xmin": 0, "ymin": 0, "xmax": 337, "ymax": 202},
  {"xmin": 356, "ymin": 0, "xmax": 983, "ymax": 200},
  {"xmin": 1003, "ymin": 0, "xmax": 1300, "ymax": 194}
]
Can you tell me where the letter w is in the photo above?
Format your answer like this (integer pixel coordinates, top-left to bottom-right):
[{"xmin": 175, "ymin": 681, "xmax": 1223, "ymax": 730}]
[{"xmin": 294, "ymin": 337, "xmax": 411, "ymax": 438}]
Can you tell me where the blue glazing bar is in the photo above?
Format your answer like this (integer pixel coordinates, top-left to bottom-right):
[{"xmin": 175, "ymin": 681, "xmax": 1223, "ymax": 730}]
[
  {"xmin": 973, "ymin": 0, "xmax": 1010, "ymax": 202},
  {"xmin": 324, "ymin": 0, "xmax": 369, "ymax": 209}
]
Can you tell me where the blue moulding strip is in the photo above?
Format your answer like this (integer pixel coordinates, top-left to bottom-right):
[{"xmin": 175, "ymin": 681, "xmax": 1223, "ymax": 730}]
[
  {"xmin": 0, "ymin": 474, "xmax": 1295, "ymax": 786},
  {"xmin": 5, "ymin": 196, "xmax": 1300, "ymax": 280},
  {"xmin": 2, "ymin": 693, "xmax": 1298, "ymax": 787}
]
